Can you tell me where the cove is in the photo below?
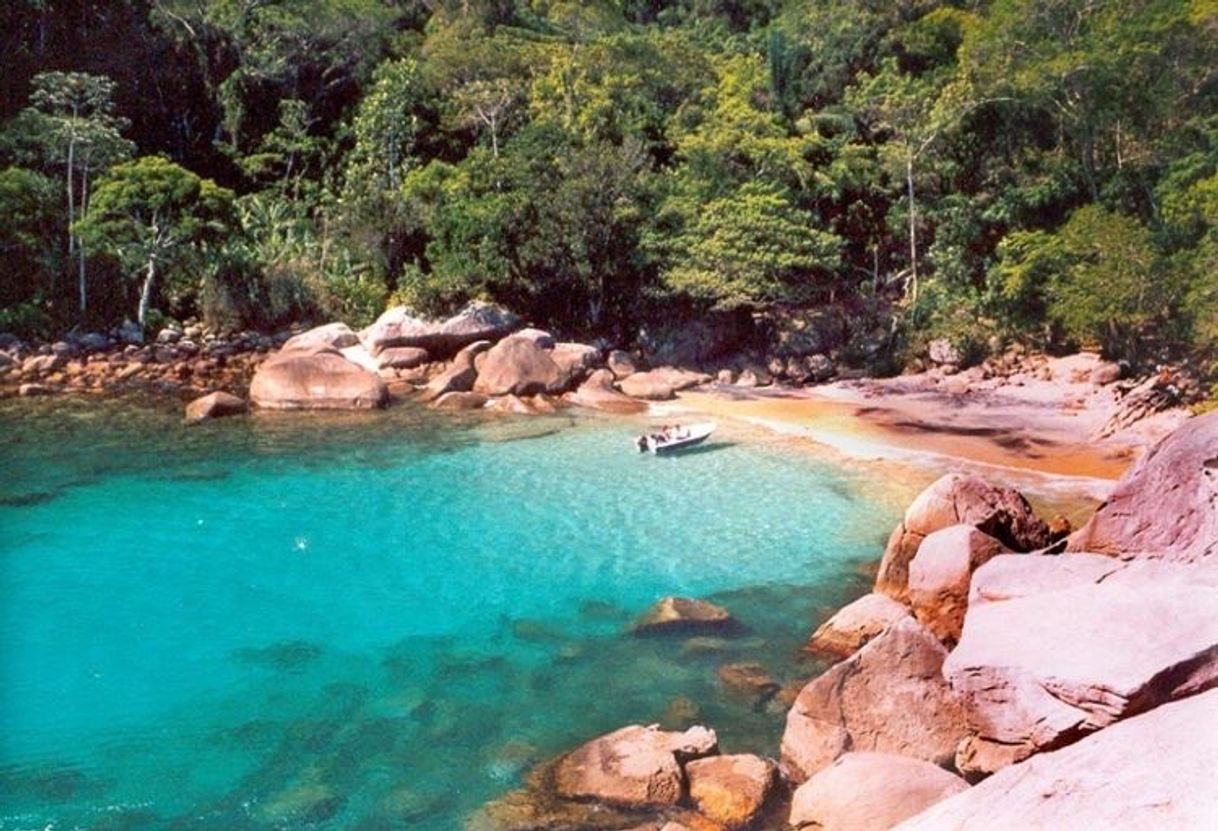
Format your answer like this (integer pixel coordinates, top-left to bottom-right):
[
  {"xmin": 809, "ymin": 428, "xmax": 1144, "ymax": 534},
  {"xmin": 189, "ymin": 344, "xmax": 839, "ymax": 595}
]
[{"xmin": 0, "ymin": 398, "xmax": 907, "ymax": 830}]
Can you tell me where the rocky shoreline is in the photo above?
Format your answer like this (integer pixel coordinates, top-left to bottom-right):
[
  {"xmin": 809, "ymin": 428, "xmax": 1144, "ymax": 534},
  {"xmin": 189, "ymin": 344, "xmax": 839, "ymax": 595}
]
[{"xmin": 469, "ymin": 410, "xmax": 1218, "ymax": 831}]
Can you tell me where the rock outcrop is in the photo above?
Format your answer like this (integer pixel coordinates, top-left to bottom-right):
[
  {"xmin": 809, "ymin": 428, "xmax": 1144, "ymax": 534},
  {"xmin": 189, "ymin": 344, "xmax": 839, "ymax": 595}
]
[
  {"xmin": 249, "ymin": 349, "xmax": 387, "ymax": 410},
  {"xmin": 281, "ymin": 322, "xmax": 359, "ymax": 353},
  {"xmin": 907, "ymin": 525, "xmax": 1010, "ymax": 645},
  {"xmin": 184, "ymin": 391, "xmax": 247, "ymax": 422},
  {"xmin": 473, "ymin": 336, "xmax": 570, "ymax": 396},
  {"xmin": 805, "ymin": 592, "xmax": 912, "ymax": 658},
  {"xmin": 553, "ymin": 724, "xmax": 718, "ymax": 808},
  {"xmin": 360, "ymin": 302, "xmax": 520, "ymax": 357},
  {"xmin": 944, "ymin": 555, "xmax": 1218, "ymax": 779},
  {"xmin": 875, "ymin": 474, "xmax": 1051, "ymax": 603},
  {"xmin": 895, "ymin": 689, "xmax": 1218, "ymax": 830},
  {"xmin": 632, "ymin": 597, "xmax": 740, "ymax": 637},
  {"xmin": 684, "ymin": 754, "xmax": 777, "ymax": 830},
  {"xmin": 781, "ymin": 618, "xmax": 967, "ymax": 783},
  {"xmin": 1068, "ymin": 409, "xmax": 1218, "ymax": 563},
  {"xmin": 565, "ymin": 369, "xmax": 647, "ymax": 413},
  {"xmin": 789, "ymin": 752, "xmax": 968, "ymax": 831}
]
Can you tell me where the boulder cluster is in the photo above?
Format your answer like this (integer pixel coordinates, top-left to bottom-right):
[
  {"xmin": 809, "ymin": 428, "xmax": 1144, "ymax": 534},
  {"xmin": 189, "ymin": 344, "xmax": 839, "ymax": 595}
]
[{"xmin": 474, "ymin": 410, "xmax": 1218, "ymax": 830}]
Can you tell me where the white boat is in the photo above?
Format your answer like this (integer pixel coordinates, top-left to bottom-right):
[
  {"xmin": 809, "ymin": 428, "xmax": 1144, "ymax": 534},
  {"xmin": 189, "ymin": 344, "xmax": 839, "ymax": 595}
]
[{"xmin": 636, "ymin": 422, "xmax": 716, "ymax": 454}]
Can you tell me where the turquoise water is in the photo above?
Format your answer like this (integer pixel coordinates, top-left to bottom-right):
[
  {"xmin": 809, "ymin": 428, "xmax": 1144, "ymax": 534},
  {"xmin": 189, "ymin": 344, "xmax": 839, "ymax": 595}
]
[{"xmin": 0, "ymin": 397, "xmax": 905, "ymax": 830}]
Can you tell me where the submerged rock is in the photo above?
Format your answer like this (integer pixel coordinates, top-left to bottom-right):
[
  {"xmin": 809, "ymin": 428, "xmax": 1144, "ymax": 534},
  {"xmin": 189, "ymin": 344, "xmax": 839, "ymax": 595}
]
[
  {"xmin": 184, "ymin": 391, "xmax": 247, "ymax": 423},
  {"xmin": 553, "ymin": 724, "xmax": 718, "ymax": 808},
  {"xmin": 790, "ymin": 752, "xmax": 968, "ymax": 831},
  {"xmin": 896, "ymin": 689, "xmax": 1218, "ymax": 830},
  {"xmin": 781, "ymin": 618, "xmax": 967, "ymax": 783},
  {"xmin": 632, "ymin": 597, "xmax": 740, "ymax": 637}
]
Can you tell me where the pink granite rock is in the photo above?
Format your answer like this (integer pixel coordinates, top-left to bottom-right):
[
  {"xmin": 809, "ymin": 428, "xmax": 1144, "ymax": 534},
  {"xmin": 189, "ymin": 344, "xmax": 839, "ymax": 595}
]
[
  {"xmin": 806, "ymin": 592, "xmax": 912, "ymax": 658},
  {"xmin": 895, "ymin": 689, "xmax": 1218, "ymax": 830},
  {"xmin": 781, "ymin": 619, "xmax": 968, "ymax": 783},
  {"xmin": 553, "ymin": 724, "xmax": 718, "ymax": 808},
  {"xmin": 565, "ymin": 369, "xmax": 647, "ymax": 414},
  {"xmin": 945, "ymin": 557, "xmax": 1218, "ymax": 778},
  {"xmin": 249, "ymin": 349, "xmax": 387, "ymax": 410},
  {"xmin": 907, "ymin": 525, "xmax": 1010, "ymax": 645},
  {"xmin": 685, "ymin": 754, "xmax": 777, "ymax": 829},
  {"xmin": 1068, "ymin": 410, "xmax": 1218, "ymax": 564},
  {"xmin": 876, "ymin": 474, "xmax": 1050, "ymax": 603},
  {"xmin": 789, "ymin": 752, "xmax": 968, "ymax": 831},
  {"xmin": 281, "ymin": 322, "xmax": 359, "ymax": 353},
  {"xmin": 184, "ymin": 391, "xmax": 247, "ymax": 422},
  {"xmin": 473, "ymin": 336, "xmax": 570, "ymax": 396}
]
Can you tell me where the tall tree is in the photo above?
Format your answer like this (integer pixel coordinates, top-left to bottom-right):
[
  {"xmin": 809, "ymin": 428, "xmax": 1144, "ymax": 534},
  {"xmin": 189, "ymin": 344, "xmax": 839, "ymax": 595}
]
[
  {"xmin": 75, "ymin": 156, "xmax": 237, "ymax": 329},
  {"xmin": 22, "ymin": 71, "xmax": 134, "ymax": 317}
]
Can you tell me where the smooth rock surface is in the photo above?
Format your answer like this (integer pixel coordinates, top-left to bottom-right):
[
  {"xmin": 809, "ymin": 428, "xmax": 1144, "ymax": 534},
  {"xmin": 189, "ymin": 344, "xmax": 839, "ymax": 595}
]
[
  {"xmin": 376, "ymin": 346, "xmax": 430, "ymax": 369},
  {"xmin": 790, "ymin": 752, "xmax": 968, "ymax": 831},
  {"xmin": 553, "ymin": 724, "xmax": 718, "ymax": 808},
  {"xmin": 876, "ymin": 474, "xmax": 1050, "ymax": 603},
  {"xmin": 632, "ymin": 597, "xmax": 739, "ymax": 637},
  {"xmin": 806, "ymin": 592, "xmax": 912, "ymax": 658},
  {"xmin": 945, "ymin": 557, "xmax": 1218, "ymax": 778},
  {"xmin": 249, "ymin": 350, "xmax": 387, "ymax": 410},
  {"xmin": 895, "ymin": 689, "xmax": 1218, "ymax": 831},
  {"xmin": 360, "ymin": 302, "xmax": 520, "ymax": 357},
  {"xmin": 281, "ymin": 322, "xmax": 359, "ymax": 353},
  {"xmin": 1068, "ymin": 409, "xmax": 1218, "ymax": 563},
  {"xmin": 620, "ymin": 371, "xmax": 676, "ymax": 401},
  {"xmin": 431, "ymin": 391, "xmax": 488, "ymax": 411},
  {"xmin": 184, "ymin": 391, "xmax": 247, "ymax": 422},
  {"xmin": 685, "ymin": 754, "xmax": 777, "ymax": 830},
  {"xmin": 565, "ymin": 369, "xmax": 647, "ymax": 414},
  {"xmin": 781, "ymin": 619, "xmax": 967, "ymax": 783},
  {"xmin": 907, "ymin": 525, "xmax": 1010, "ymax": 645},
  {"xmin": 473, "ymin": 336, "xmax": 569, "ymax": 396}
]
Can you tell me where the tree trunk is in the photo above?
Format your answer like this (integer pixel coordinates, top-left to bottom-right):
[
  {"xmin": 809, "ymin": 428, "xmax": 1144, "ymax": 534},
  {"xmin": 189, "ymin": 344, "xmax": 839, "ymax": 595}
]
[
  {"xmin": 907, "ymin": 153, "xmax": 918, "ymax": 305},
  {"xmin": 138, "ymin": 257, "xmax": 157, "ymax": 329},
  {"xmin": 78, "ymin": 164, "xmax": 89, "ymax": 315}
]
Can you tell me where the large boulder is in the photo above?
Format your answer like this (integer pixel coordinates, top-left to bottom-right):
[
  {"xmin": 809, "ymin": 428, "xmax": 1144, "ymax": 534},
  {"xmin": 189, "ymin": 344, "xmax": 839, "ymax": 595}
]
[
  {"xmin": 250, "ymin": 350, "xmax": 387, "ymax": 410},
  {"xmin": 805, "ymin": 592, "xmax": 912, "ymax": 658},
  {"xmin": 781, "ymin": 618, "xmax": 968, "ymax": 783},
  {"xmin": 895, "ymin": 689, "xmax": 1218, "ymax": 831},
  {"xmin": 281, "ymin": 322, "xmax": 359, "ymax": 353},
  {"xmin": 553, "ymin": 724, "xmax": 718, "ymax": 808},
  {"xmin": 473, "ymin": 337, "xmax": 571, "ymax": 396},
  {"xmin": 907, "ymin": 525, "xmax": 1011, "ymax": 645},
  {"xmin": 360, "ymin": 302, "xmax": 520, "ymax": 357},
  {"xmin": 184, "ymin": 391, "xmax": 247, "ymax": 423},
  {"xmin": 620, "ymin": 371, "xmax": 676, "ymax": 401},
  {"xmin": 550, "ymin": 342, "xmax": 601, "ymax": 378},
  {"xmin": 565, "ymin": 369, "xmax": 647, "ymax": 414},
  {"xmin": 789, "ymin": 752, "xmax": 968, "ymax": 831},
  {"xmin": 684, "ymin": 754, "xmax": 777, "ymax": 830},
  {"xmin": 876, "ymin": 474, "xmax": 1051, "ymax": 603},
  {"xmin": 944, "ymin": 556, "xmax": 1218, "ymax": 779},
  {"xmin": 1067, "ymin": 410, "xmax": 1218, "ymax": 564},
  {"xmin": 632, "ymin": 597, "xmax": 740, "ymax": 637}
]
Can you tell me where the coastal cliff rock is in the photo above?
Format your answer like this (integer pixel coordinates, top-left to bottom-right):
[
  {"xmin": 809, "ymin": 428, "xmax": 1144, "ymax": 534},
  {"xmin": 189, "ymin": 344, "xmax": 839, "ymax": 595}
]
[
  {"xmin": 1067, "ymin": 409, "xmax": 1218, "ymax": 563},
  {"xmin": 895, "ymin": 689, "xmax": 1218, "ymax": 830},
  {"xmin": 281, "ymin": 322, "xmax": 359, "ymax": 353},
  {"xmin": 565, "ymin": 369, "xmax": 647, "ymax": 413},
  {"xmin": 632, "ymin": 597, "xmax": 740, "ymax": 637},
  {"xmin": 553, "ymin": 724, "xmax": 718, "ymax": 808},
  {"xmin": 789, "ymin": 752, "xmax": 968, "ymax": 831},
  {"xmin": 249, "ymin": 349, "xmax": 387, "ymax": 410},
  {"xmin": 360, "ymin": 302, "xmax": 520, "ymax": 358},
  {"xmin": 944, "ymin": 555, "xmax": 1218, "ymax": 779},
  {"xmin": 805, "ymin": 592, "xmax": 911, "ymax": 658},
  {"xmin": 907, "ymin": 525, "xmax": 1010, "ymax": 645},
  {"xmin": 184, "ymin": 391, "xmax": 247, "ymax": 422},
  {"xmin": 875, "ymin": 474, "xmax": 1050, "ymax": 603},
  {"xmin": 684, "ymin": 754, "xmax": 777, "ymax": 829},
  {"xmin": 780, "ymin": 618, "xmax": 967, "ymax": 783}
]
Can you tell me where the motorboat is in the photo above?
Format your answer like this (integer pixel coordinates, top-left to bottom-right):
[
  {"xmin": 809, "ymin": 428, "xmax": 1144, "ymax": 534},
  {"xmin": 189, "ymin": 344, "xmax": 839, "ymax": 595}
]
[{"xmin": 636, "ymin": 422, "xmax": 716, "ymax": 454}]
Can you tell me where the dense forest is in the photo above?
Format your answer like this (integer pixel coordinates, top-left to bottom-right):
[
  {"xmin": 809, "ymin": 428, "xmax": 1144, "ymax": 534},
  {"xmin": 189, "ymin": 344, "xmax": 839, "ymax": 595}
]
[{"xmin": 1, "ymin": 0, "xmax": 1216, "ymax": 380}]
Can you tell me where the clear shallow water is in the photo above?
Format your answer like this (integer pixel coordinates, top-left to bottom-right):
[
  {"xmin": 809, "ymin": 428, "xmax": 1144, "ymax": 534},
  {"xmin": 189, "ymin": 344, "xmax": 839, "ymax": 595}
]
[{"xmin": 0, "ymin": 398, "xmax": 905, "ymax": 830}]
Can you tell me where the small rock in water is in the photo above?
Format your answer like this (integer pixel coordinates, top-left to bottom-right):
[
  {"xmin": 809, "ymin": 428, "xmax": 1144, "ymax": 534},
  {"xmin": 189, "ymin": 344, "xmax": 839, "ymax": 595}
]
[
  {"xmin": 231, "ymin": 640, "xmax": 324, "ymax": 673},
  {"xmin": 659, "ymin": 696, "xmax": 702, "ymax": 731},
  {"xmin": 631, "ymin": 597, "xmax": 741, "ymax": 637}
]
